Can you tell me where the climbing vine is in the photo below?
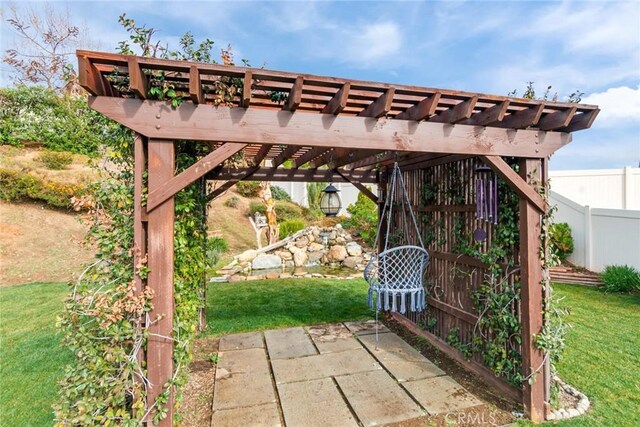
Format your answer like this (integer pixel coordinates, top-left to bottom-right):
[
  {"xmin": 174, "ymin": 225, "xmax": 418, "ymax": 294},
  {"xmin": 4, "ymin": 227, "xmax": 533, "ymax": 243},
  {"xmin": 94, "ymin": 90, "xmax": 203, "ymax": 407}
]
[{"xmin": 55, "ymin": 16, "xmax": 243, "ymax": 425}]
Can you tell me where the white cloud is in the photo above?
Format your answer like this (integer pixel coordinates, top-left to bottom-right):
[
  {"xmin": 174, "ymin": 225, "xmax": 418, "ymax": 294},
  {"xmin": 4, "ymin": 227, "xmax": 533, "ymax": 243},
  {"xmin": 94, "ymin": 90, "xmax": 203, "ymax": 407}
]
[
  {"xmin": 343, "ymin": 22, "xmax": 402, "ymax": 64},
  {"xmin": 582, "ymin": 85, "xmax": 640, "ymax": 126}
]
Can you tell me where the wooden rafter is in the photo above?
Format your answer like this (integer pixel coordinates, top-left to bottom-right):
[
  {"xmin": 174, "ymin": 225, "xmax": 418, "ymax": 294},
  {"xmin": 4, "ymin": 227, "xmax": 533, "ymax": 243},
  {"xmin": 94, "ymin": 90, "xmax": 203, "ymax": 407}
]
[
  {"xmin": 242, "ymin": 71, "xmax": 253, "ymax": 108},
  {"xmin": 147, "ymin": 142, "xmax": 246, "ymax": 212},
  {"xmin": 497, "ymin": 104, "xmax": 545, "ymax": 129},
  {"xmin": 334, "ymin": 169, "xmax": 378, "ymax": 203},
  {"xmin": 395, "ymin": 92, "xmax": 441, "ymax": 121},
  {"xmin": 78, "ymin": 55, "xmax": 104, "ymax": 96},
  {"xmin": 561, "ymin": 109, "xmax": 599, "ymax": 132},
  {"xmin": 128, "ymin": 58, "xmax": 147, "ymax": 99},
  {"xmin": 89, "ymin": 98, "xmax": 572, "ymax": 158},
  {"xmin": 430, "ymin": 96, "xmax": 478, "ymax": 124},
  {"xmin": 293, "ymin": 147, "xmax": 330, "ymax": 168},
  {"xmin": 189, "ymin": 65, "xmax": 203, "ymax": 104},
  {"xmin": 285, "ymin": 76, "xmax": 304, "ymax": 112},
  {"xmin": 358, "ymin": 88, "xmax": 395, "ymax": 118},
  {"xmin": 537, "ymin": 107, "xmax": 576, "ymax": 131},
  {"xmin": 251, "ymin": 144, "xmax": 271, "ymax": 166},
  {"xmin": 463, "ymin": 101, "xmax": 510, "ymax": 126},
  {"xmin": 321, "ymin": 82, "xmax": 350, "ymax": 115},
  {"xmin": 272, "ymin": 145, "xmax": 301, "ymax": 168},
  {"xmin": 332, "ymin": 150, "xmax": 381, "ymax": 169},
  {"xmin": 479, "ymin": 155, "xmax": 547, "ymax": 213}
]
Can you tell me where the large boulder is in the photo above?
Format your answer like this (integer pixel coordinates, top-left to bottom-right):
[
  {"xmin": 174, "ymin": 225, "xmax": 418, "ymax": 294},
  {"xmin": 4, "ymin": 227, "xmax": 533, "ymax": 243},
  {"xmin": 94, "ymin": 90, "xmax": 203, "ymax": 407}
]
[
  {"xmin": 308, "ymin": 251, "xmax": 324, "ymax": 264},
  {"xmin": 295, "ymin": 236, "xmax": 310, "ymax": 248},
  {"xmin": 293, "ymin": 250, "xmax": 308, "ymax": 267},
  {"xmin": 327, "ymin": 245, "xmax": 348, "ymax": 262},
  {"xmin": 236, "ymin": 249, "xmax": 258, "ymax": 263},
  {"xmin": 308, "ymin": 242, "xmax": 325, "ymax": 252},
  {"xmin": 343, "ymin": 256, "xmax": 363, "ymax": 269},
  {"xmin": 346, "ymin": 242, "xmax": 363, "ymax": 256},
  {"xmin": 251, "ymin": 254, "xmax": 282, "ymax": 270}
]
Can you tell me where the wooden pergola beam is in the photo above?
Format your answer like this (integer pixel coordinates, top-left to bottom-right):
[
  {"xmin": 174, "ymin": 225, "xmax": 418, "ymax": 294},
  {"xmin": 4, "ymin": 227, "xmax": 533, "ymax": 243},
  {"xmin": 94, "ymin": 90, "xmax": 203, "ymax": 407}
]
[
  {"xmin": 358, "ymin": 88, "xmax": 395, "ymax": 118},
  {"xmin": 209, "ymin": 167, "xmax": 378, "ymax": 184},
  {"xmin": 321, "ymin": 82, "xmax": 350, "ymax": 115},
  {"xmin": 395, "ymin": 92, "xmax": 441, "ymax": 121},
  {"xmin": 272, "ymin": 145, "xmax": 301, "ymax": 168},
  {"xmin": 479, "ymin": 155, "xmax": 547, "ymax": 213},
  {"xmin": 561, "ymin": 109, "xmax": 599, "ymax": 132},
  {"xmin": 78, "ymin": 55, "xmax": 105, "ymax": 96},
  {"xmin": 497, "ymin": 104, "xmax": 545, "ymax": 129},
  {"xmin": 147, "ymin": 142, "xmax": 246, "ymax": 212},
  {"xmin": 251, "ymin": 144, "xmax": 272, "ymax": 166},
  {"xmin": 334, "ymin": 169, "xmax": 378, "ymax": 203},
  {"xmin": 332, "ymin": 149, "xmax": 381, "ymax": 169},
  {"xmin": 89, "ymin": 98, "xmax": 572, "ymax": 158}
]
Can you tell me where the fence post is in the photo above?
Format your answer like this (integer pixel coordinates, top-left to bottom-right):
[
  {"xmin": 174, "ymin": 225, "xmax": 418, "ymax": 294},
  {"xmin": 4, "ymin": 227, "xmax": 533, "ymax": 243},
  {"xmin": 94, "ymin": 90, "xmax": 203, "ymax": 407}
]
[
  {"xmin": 584, "ymin": 205, "xmax": 593, "ymax": 270},
  {"xmin": 624, "ymin": 166, "xmax": 632, "ymax": 209}
]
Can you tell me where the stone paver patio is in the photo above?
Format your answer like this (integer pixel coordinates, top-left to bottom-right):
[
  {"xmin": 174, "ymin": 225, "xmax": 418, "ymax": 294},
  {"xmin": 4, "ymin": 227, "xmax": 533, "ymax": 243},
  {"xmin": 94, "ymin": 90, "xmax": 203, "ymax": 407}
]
[{"xmin": 212, "ymin": 321, "xmax": 484, "ymax": 426}]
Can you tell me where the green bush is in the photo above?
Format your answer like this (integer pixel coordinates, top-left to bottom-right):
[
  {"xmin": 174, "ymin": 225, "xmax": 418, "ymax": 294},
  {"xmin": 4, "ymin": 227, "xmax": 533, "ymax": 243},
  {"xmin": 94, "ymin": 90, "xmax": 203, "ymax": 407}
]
[
  {"xmin": 39, "ymin": 150, "xmax": 73, "ymax": 170},
  {"xmin": 600, "ymin": 265, "xmax": 640, "ymax": 293},
  {"xmin": 223, "ymin": 196, "xmax": 240, "ymax": 208},
  {"xmin": 0, "ymin": 168, "xmax": 84, "ymax": 209},
  {"xmin": 206, "ymin": 236, "xmax": 229, "ymax": 267},
  {"xmin": 0, "ymin": 86, "xmax": 105, "ymax": 156},
  {"xmin": 342, "ymin": 190, "xmax": 378, "ymax": 247},
  {"xmin": 249, "ymin": 200, "xmax": 304, "ymax": 223},
  {"xmin": 270, "ymin": 185, "xmax": 291, "ymax": 201},
  {"xmin": 549, "ymin": 222, "xmax": 574, "ymax": 262},
  {"xmin": 279, "ymin": 219, "xmax": 305, "ymax": 239},
  {"xmin": 235, "ymin": 181, "xmax": 261, "ymax": 197}
]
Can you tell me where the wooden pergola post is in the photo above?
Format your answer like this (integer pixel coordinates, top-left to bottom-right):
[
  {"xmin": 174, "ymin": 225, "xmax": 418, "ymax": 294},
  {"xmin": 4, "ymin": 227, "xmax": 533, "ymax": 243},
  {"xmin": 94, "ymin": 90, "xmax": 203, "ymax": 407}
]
[
  {"xmin": 146, "ymin": 139, "xmax": 176, "ymax": 425},
  {"xmin": 519, "ymin": 158, "xmax": 546, "ymax": 422}
]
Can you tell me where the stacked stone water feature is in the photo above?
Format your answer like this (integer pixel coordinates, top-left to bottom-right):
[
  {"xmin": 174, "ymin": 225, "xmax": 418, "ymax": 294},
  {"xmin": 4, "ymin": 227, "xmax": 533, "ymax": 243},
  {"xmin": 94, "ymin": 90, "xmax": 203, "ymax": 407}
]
[{"xmin": 216, "ymin": 225, "xmax": 372, "ymax": 282}]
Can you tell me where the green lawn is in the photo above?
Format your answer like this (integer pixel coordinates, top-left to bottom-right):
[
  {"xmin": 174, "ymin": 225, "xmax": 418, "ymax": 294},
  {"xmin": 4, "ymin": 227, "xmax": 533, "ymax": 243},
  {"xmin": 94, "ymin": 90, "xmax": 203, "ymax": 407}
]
[
  {"xmin": 0, "ymin": 282, "xmax": 72, "ymax": 427},
  {"xmin": 1, "ymin": 280, "xmax": 638, "ymax": 426}
]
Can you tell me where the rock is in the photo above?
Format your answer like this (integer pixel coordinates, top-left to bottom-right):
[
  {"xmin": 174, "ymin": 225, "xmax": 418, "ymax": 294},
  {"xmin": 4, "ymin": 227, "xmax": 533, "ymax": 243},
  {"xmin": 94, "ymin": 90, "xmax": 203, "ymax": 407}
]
[
  {"xmin": 246, "ymin": 275, "xmax": 265, "ymax": 281},
  {"xmin": 284, "ymin": 260, "xmax": 295, "ymax": 268},
  {"xmin": 335, "ymin": 237, "xmax": 346, "ymax": 244},
  {"xmin": 327, "ymin": 245, "xmax": 348, "ymax": 262},
  {"xmin": 277, "ymin": 250, "xmax": 293, "ymax": 260},
  {"xmin": 329, "ymin": 231, "xmax": 337, "ymax": 240},
  {"xmin": 308, "ymin": 251, "xmax": 324, "ymax": 263},
  {"xmin": 567, "ymin": 409, "xmax": 580, "ymax": 418},
  {"xmin": 295, "ymin": 236, "xmax": 309, "ymax": 248},
  {"xmin": 279, "ymin": 273, "xmax": 292, "ymax": 279},
  {"xmin": 335, "ymin": 224, "xmax": 343, "ymax": 229},
  {"xmin": 311, "ymin": 273, "xmax": 323, "ymax": 278},
  {"xmin": 293, "ymin": 271, "xmax": 306, "ymax": 277},
  {"xmin": 266, "ymin": 272, "xmax": 280, "ymax": 280},
  {"xmin": 293, "ymin": 250, "xmax": 308, "ymax": 267},
  {"xmin": 343, "ymin": 256, "xmax": 363, "ymax": 269},
  {"xmin": 345, "ymin": 242, "xmax": 363, "ymax": 256},
  {"xmin": 307, "ymin": 234, "xmax": 315, "ymax": 243},
  {"xmin": 304, "ymin": 274, "xmax": 312, "ymax": 278},
  {"xmin": 228, "ymin": 275, "xmax": 246, "ymax": 282},
  {"xmin": 252, "ymin": 254, "xmax": 282, "ymax": 270},
  {"xmin": 236, "ymin": 249, "xmax": 258, "ymax": 263},
  {"xmin": 308, "ymin": 242, "xmax": 325, "ymax": 252},
  {"xmin": 546, "ymin": 413, "xmax": 556, "ymax": 421}
]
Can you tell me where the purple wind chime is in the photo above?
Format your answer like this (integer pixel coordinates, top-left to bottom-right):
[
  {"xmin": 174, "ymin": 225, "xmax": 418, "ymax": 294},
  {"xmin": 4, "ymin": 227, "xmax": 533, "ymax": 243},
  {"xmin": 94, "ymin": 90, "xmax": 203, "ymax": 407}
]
[{"xmin": 473, "ymin": 164, "xmax": 498, "ymax": 242}]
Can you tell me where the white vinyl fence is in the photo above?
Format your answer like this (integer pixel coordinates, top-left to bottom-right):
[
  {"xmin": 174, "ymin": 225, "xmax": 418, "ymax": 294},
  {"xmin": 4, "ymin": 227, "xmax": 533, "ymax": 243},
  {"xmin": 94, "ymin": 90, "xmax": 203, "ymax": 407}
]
[
  {"xmin": 550, "ymin": 191, "xmax": 640, "ymax": 272},
  {"xmin": 549, "ymin": 167, "xmax": 640, "ymax": 210}
]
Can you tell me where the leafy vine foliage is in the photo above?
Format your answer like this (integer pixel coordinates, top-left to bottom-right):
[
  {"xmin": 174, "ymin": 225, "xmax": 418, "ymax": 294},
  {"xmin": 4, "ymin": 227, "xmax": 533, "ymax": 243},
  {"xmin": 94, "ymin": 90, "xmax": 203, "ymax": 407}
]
[{"xmin": 55, "ymin": 16, "xmax": 243, "ymax": 425}]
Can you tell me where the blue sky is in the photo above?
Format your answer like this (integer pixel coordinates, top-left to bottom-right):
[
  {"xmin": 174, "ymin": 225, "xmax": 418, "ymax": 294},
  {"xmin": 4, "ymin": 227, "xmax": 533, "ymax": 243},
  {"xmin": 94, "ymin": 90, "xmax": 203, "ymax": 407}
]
[{"xmin": 2, "ymin": 0, "xmax": 639, "ymax": 170}]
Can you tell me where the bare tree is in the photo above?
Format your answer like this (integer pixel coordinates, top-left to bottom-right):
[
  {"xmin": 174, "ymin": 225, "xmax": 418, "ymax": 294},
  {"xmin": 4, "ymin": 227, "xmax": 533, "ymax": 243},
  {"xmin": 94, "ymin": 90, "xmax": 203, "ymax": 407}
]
[{"xmin": 2, "ymin": 2, "xmax": 85, "ymax": 92}]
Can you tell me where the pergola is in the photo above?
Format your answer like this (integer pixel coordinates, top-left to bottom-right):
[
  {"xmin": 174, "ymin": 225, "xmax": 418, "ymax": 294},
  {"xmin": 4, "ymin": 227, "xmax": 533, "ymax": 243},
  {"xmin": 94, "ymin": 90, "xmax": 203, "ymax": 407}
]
[{"xmin": 77, "ymin": 49, "xmax": 598, "ymax": 425}]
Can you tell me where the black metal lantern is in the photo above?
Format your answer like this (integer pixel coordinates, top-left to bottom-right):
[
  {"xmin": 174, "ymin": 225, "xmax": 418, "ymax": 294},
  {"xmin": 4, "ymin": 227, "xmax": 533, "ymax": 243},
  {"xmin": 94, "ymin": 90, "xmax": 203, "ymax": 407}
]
[{"xmin": 319, "ymin": 183, "xmax": 342, "ymax": 217}]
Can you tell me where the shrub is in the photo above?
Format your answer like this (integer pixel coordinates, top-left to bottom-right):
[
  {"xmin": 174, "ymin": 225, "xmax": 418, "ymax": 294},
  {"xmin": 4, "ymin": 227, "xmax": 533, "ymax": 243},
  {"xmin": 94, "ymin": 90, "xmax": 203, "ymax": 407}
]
[
  {"xmin": 235, "ymin": 181, "xmax": 261, "ymax": 197},
  {"xmin": 223, "ymin": 196, "xmax": 240, "ymax": 208},
  {"xmin": 549, "ymin": 222, "xmax": 574, "ymax": 262},
  {"xmin": 0, "ymin": 168, "xmax": 84, "ymax": 209},
  {"xmin": 206, "ymin": 236, "xmax": 229, "ymax": 267},
  {"xmin": 39, "ymin": 150, "xmax": 73, "ymax": 170},
  {"xmin": 279, "ymin": 219, "xmax": 305, "ymax": 239},
  {"xmin": 600, "ymin": 265, "xmax": 640, "ymax": 293},
  {"xmin": 342, "ymin": 190, "xmax": 378, "ymax": 247},
  {"xmin": 0, "ymin": 86, "xmax": 104, "ymax": 156},
  {"xmin": 249, "ymin": 200, "xmax": 304, "ymax": 223},
  {"xmin": 270, "ymin": 185, "xmax": 291, "ymax": 201}
]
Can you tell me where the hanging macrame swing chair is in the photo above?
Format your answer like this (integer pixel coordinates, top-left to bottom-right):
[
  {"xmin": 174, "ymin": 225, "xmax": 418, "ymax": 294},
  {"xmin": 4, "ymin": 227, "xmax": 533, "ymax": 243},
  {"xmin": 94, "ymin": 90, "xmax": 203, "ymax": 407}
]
[{"xmin": 364, "ymin": 162, "xmax": 430, "ymax": 315}]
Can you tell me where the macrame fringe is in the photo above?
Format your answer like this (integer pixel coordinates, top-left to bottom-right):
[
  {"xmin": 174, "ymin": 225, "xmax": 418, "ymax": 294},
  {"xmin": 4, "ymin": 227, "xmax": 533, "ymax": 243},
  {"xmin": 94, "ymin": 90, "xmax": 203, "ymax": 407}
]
[{"xmin": 368, "ymin": 288, "xmax": 426, "ymax": 314}]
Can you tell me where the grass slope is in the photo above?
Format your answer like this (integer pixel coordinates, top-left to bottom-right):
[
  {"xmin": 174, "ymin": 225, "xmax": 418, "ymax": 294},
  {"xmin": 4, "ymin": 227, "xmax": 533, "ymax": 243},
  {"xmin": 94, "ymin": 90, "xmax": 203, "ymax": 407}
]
[
  {"xmin": 2, "ymin": 281, "xmax": 638, "ymax": 426},
  {"xmin": 0, "ymin": 282, "xmax": 71, "ymax": 427}
]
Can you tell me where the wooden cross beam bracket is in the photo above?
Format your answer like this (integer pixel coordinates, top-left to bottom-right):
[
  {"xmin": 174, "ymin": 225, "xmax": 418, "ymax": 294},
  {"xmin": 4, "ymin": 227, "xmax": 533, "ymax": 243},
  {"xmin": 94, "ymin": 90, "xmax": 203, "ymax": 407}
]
[
  {"xmin": 479, "ymin": 155, "xmax": 548, "ymax": 213},
  {"xmin": 333, "ymin": 169, "xmax": 378, "ymax": 203},
  {"xmin": 208, "ymin": 167, "xmax": 378, "ymax": 184},
  {"xmin": 146, "ymin": 142, "xmax": 247, "ymax": 212},
  {"xmin": 88, "ymin": 98, "xmax": 573, "ymax": 159}
]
